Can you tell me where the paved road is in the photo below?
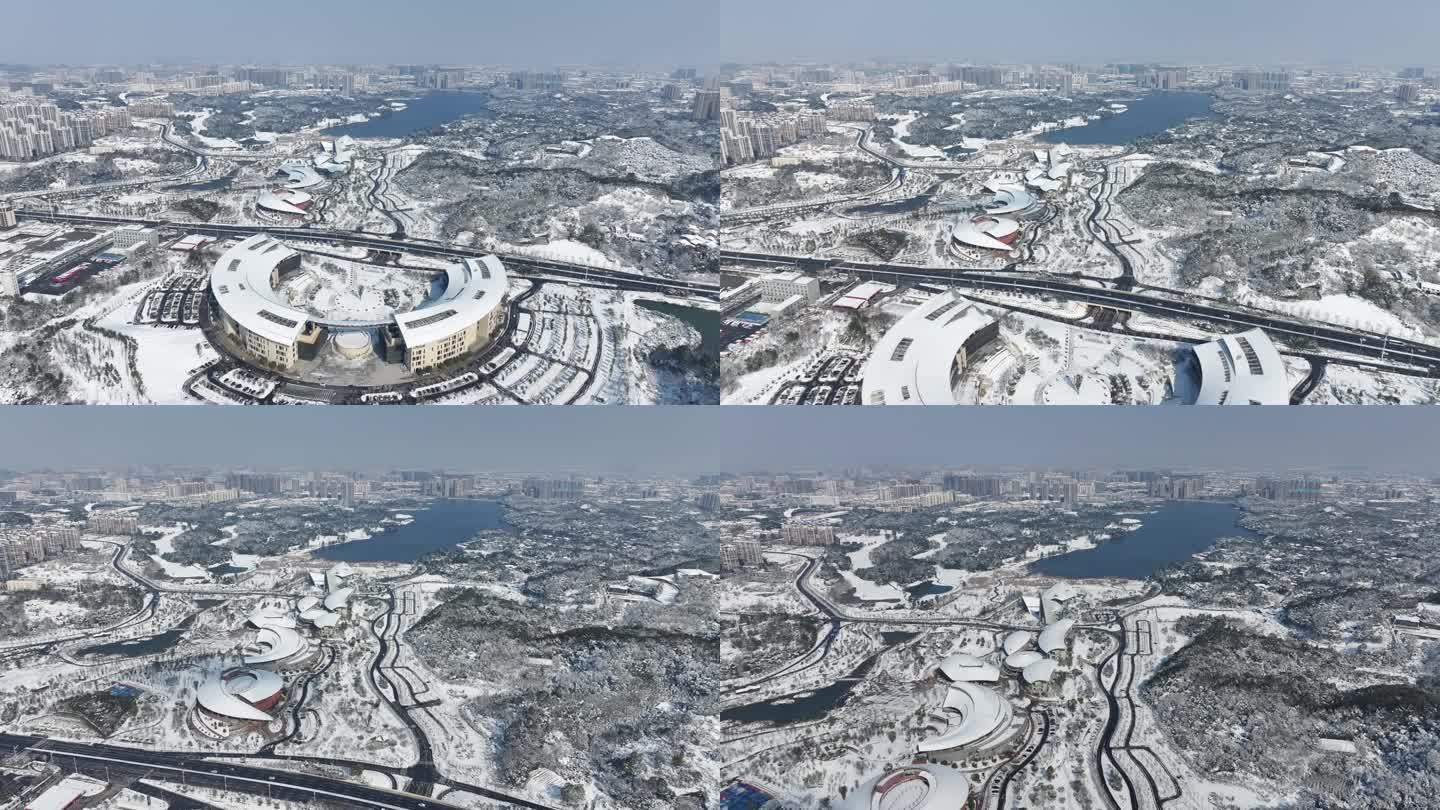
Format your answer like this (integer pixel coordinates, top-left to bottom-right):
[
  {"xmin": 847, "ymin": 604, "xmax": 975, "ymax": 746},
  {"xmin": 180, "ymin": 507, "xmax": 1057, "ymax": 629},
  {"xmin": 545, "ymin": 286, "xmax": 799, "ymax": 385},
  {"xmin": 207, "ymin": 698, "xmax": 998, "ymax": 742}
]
[
  {"xmin": 3, "ymin": 733, "xmax": 465, "ymax": 810},
  {"xmin": 992, "ymin": 709, "xmax": 1051, "ymax": 810},
  {"xmin": 723, "ymin": 250, "xmax": 1440, "ymax": 372},
  {"xmin": 17, "ymin": 210, "xmax": 717, "ymax": 299}
]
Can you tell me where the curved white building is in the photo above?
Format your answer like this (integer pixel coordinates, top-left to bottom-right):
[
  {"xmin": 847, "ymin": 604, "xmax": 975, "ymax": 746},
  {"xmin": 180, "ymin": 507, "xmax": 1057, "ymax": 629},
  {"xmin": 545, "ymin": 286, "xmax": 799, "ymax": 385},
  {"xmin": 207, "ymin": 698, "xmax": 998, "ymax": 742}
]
[
  {"xmin": 257, "ymin": 189, "xmax": 314, "ymax": 216},
  {"xmin": 1022, "ymin": 658, "xmax": 1059, "ymax": 686},
  {"xmin": 937, "ymin": 652, "xmax": 1000, "ymax": 683},
  {"xmin": 840, "ymin": 764, "xmax": 971, "ymax": 810},
  {"xmin": 1041, "ymin": 583, "xmax": 1078, "ymax": 624},
  {"xmin": 278, "ymin": 161, "xmax": 325, "ymax": 190},
  {"xmin": 244, "ymin": 624, "xmax": 308, "ymax": 665},
  {"xmin": 986, "ymin": 187, "xmax": 1038, "ymax": 215},
  {"xmin": 1003, "ymin": 630, "xmax": 1033, "ymax": 656},
  {"xmin": 197, "ymin": 668, "xmax": 284, "ymax": 722},
  {"xmin": 919, "ymin": 681, "xmax": 1015, "ymax": 753},
  {"xmin": 314, "ymin": 136, "xmax": 357, "ymax": 173},
  {"xmin": 1004, "ymin": 650, "xmax": 1045, "ymax": 672},
  {"xmin": 951, "ymin": 214, "xmax": 1021, "ymax": 252},
  {"xmin": 861, "ymin": 292, "xmax": 1000, "ymax": 406},
  {"xmin": 247, "ymin": 606, "xmax": 295, "ymax": 629},
  {"xmin": 393, "ymin": 256, "xmax": 508, "ymax": 373},
  {"xmin": 211, "ymin": 236, "xmax": 508, "ymax": 374},
  {"xmin": 1186, "ymin": 328, "xmax": 1290, "ymax": 405},
  {"xmin": 323, "ymin": 587, "xmax": 354, "ymax": 612},
  {"xmin": 300, "ymin": 607, "xmax": 340, "ymax": 628},
  {"xmin": 211, "ymin": 235, "xmax": 320, "ymax": 369},
  {"xmin": 1038, "ymin": 618, "xmax": 1075, "ymax": 655}
]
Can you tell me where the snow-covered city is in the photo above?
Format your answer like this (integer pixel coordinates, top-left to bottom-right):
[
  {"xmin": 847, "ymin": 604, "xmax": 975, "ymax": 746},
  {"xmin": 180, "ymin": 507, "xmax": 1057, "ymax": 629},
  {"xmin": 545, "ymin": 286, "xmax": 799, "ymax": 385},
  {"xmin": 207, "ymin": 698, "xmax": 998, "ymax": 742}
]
[
  {"xmin": 0, "ymin": 408, "xmax": 720, "ymax": 810},
  {"xmin": 0, "ymin": 60, "xmax": 719, "ymax": 405},
  {"xmin": 716, "ymin": 409, "xmax": 1440, "ymax": 810},
  {"xmin": 720, "ymin": 59, "xmax": 1440, "ymax": 405}
]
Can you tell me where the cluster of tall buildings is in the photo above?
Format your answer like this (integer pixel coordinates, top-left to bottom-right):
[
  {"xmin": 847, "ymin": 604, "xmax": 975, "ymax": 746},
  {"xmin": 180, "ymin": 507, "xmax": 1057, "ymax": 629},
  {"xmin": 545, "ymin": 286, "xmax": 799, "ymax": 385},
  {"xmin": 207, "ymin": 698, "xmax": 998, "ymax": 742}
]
[
  {"xmin": 179, "ymin": 75, "xmax": 255, "ymax": 96},
  {"xmin": 0, "ymin": 99, "xmax": 132, "ymax": 160},
  {"xmin": 87, "ymin": 512, "xmax": 139, "ymax": 535},
  {"xmin": 720, "ymin": 538, "xmax": 763, "ymax": 570},
  {"xmin": 0, "ymin": 524, "xmax": 82, "ymax": 580},
  {"xmin": 507, "ymin": 71, "xmax": 566, "ymax": 92},
  {"xmin": 164, "ymin": 481, "xmax": 240, "ymax": 503},
  {"xmin": 719, "ymin": 107, "xmax": 828, "ymax": 164},
  {"xmin": 127, "ymin": 98, "xmax": 176, "ymax": 118},
  {"xmin": 1231, "ymin": 70, "xmax": 1292, "ymax": 93},
  {"xmin": 943, "ymin": 474, "xmax": 1009, "ymax": 497},
  {"xmin": 1252, "ymin": 477, "xmax": 1324, "ymax": 503},
  {"xmin": 1148, "ymin": 476, "xmax": 1206, "ymax": 500},
  {"xmin": 420, "ymin": 69, "xmax": 466, "ymax": 90},
  {"xmin": 691, "ymin": 89, "xmax": 720, "ymax": 121},
  {"xmin": 827, "ymin": 100, "xmax": 876, "ymax": 122},
  {"xmin": 938, "ymin": 473, "xmax": 1094, "ymax": 504},
  {"xmin": 520, "ymin": 478, "xmax": 585, "ymax": 500},
  {"xmin": 1137, "ymin": 68, "xmax": 1188, "ymax": 90},
  {"xmin": 780, "ymin": 521, "xmax": 835, "ymax": 546}
]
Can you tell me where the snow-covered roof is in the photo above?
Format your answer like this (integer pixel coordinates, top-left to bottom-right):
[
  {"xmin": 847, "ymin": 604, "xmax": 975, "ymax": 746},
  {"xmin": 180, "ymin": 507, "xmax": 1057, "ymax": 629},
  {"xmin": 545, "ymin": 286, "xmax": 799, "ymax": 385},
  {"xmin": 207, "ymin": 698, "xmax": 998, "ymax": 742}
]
[
  {"xmin": 323, "ymin": 587, "xmax": 353, "ymax": 611},
  {"xmin": 936, "ymin": 653, "xmax": 1000, "ymax": 682},
  {"xmin": 1002, "ymin": 630, "xmax": 1032, "ymax": 656},
  {"xmin": 296, "ymin": 596, "xmax": 320, "ymax": 613},
  {"xmin": 840, "ymin": 764, "xmax": 971, "ymax": 810},
  {"xmin": 861, "ymin": 292, "xmax": 998, "ymax": 406},
  {"xmin": 247, "ymin": 606, "xmax": 295, "ymax": 629},
  {"xmin": 1022, "ymin": 657, "xmax": 1059, "ymax": 684},
  {"xmin": 256, "ymin": 189, "xmax": 313, "ymax": 216},
  {"xmin": 1004, "ymin": 650, "xmax": 1045, "ymax": 670},
  {"xmin": 1038, "ymin": 618, "xmax": 1075, "ymax": 654},
  {"xmin": 278, "ymin": 161, "xmax": 324, "ymax": 189},
  {"xmin": 314, "ymin": 137, "xmax": 357, "ymax": 173},
  {"xmin": 196, "ymin": 668, "xmax": 283, "ymax": 722},
  {"xmin": 210, "ymin": 234, "xmax": 312, "ymax": 345},
  {"xmin": 986, "ymin": 186, "xmax": 1037, "ymax": 215},
  {"xmin": 951, "ymin": 214, "xmax": 1020, "ymax": 252},
  {"xmin": 919, "ymin": 681, "xmax": 1014, "ymax": 753},
  {"xmin": 243, "ymin": 624, "xmax": 307, "ymax": 665},
  {"xmin": 393, "ymin": 255, "xmax": 508, "ymax": 348},
  {"xmin": 300, "ymin": 608, "xmax": 340, "ymax": 628},
  {"xmin": 1191, "ymin": 328, "xmax": 1290, "ymax": 405},
  {"xmin": 1040, "ymin": 583, "xmax": 1078, "ymax": 624}
]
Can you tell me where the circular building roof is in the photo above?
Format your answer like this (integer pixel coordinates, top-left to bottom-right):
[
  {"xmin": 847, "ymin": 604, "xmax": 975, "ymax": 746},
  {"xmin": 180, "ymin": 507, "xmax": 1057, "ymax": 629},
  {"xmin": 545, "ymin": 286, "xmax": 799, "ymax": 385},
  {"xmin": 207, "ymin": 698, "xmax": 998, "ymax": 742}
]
[
  {"xmin": 1005, "ymin": 650, "xmax": 1045, "ymax": 670},
  {"xmin": 937, "ymin": 652, "xmax": 1000, "ymax": 683},
  {"xmin": 1003, "ymin": 630, "xmax": 1033, "ymax": 656},
  {"xmin": 197, "ymin": 667, "xmax": 284, "ymax": 722},
  {"xmin": 840, "ymin": 764, "xmax": 971, "ymax": 810}
]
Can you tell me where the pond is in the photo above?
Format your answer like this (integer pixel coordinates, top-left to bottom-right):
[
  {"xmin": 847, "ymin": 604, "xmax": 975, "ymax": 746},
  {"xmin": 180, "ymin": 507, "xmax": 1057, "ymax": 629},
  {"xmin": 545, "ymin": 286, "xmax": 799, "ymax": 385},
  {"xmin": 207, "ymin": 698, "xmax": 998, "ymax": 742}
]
[
  {"xmin": 637, "ymin": 300, "xmax": 718, "ymax": 359},
  {"xmin": 721, "ymin": 654, "xmax": 878, "ymax": 727},
  {"xmin": 78, "ymin": 613, "xmax": 198, "ymax": 658}
]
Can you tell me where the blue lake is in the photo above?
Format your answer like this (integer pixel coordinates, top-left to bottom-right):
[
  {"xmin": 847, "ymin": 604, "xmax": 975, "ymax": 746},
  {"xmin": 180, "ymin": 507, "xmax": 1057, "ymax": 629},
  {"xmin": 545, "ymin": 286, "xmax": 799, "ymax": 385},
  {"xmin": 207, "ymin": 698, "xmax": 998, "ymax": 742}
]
[
  {"xmin": 314, "ymin": 499, "xmax": 507, "ymax": 562},
  {"xmin": 323, "ymin": 91, "xmax": 492, "ymax": 139},
  {"xmin": 1029, "ymin": 500, "xmax": 1255, "ymax": 579},
  {"xmin": 1041, "ymin": 92, "xmax": 1214, "ymax": 146}
]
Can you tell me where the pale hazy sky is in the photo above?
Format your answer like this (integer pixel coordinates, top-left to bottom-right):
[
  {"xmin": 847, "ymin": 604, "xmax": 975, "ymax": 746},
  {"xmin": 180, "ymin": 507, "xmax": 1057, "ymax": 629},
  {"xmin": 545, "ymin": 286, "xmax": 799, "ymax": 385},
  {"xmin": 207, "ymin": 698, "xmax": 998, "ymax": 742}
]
[
  {"xmin": 2, "ymin": 0, "xmax": 718, "ymax": 68},
  {"xmin": 0, "ymin": 408, "xmax": 1433, "ymax": 475},
  {"xmin": 720, "ymin": 0, "xmax": 1440, "ymax": 66}
]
